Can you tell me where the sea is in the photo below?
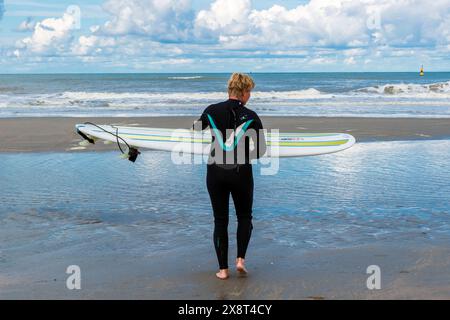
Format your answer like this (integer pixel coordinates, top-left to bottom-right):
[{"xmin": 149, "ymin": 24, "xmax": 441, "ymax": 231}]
[{"xmin": 0, "ymin": 72, "xmax": 450, "ymax": 118}]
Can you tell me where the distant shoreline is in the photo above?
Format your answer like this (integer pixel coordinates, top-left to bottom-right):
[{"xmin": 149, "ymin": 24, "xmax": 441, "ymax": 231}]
[{"xmin": 1, "ymin": 116, "xmax": 450, "ymax": 153}]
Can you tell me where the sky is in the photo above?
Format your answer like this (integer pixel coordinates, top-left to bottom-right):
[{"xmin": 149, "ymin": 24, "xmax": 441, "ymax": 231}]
[{"xmin": 0, "ymin": 0, "xmax": 449, "ymax": 73}]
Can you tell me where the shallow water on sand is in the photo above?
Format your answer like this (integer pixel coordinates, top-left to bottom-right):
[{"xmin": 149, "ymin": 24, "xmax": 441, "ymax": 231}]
[{"xmin": 1, "ymin": 139, "xmax": 450, "ymax": 258}]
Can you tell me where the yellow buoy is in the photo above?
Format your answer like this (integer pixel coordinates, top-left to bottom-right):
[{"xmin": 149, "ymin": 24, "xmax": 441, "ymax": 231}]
[{"xmin": 420, "ymin": 65, "xmax": 424, "ymax": 76}]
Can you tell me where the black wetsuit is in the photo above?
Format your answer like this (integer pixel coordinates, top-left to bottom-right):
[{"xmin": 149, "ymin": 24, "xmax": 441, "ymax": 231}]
[{"xmin": 194, "ymin": 99, "xmax": 266, "ymax": 269}]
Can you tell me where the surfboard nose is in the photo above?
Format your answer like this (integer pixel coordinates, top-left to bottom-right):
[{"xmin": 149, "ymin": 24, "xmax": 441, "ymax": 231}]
[{"xmin": 342, "ymin": 133, "xmax": 356, "ymax": 147}]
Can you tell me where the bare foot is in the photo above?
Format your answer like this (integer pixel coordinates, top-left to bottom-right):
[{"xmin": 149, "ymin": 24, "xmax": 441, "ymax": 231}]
[
  {"xmin": 216, "ymin": 269, "xmax": 229, "ymax": 280},
  {"xmin": 236, "ymin": 258, "xmax": 248, "ymax": 275}
]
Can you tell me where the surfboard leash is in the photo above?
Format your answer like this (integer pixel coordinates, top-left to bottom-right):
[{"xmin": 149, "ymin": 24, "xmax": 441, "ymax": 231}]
[{"xmin": 81, "ymin": 122, "xmax": 140, "ymax": 162}]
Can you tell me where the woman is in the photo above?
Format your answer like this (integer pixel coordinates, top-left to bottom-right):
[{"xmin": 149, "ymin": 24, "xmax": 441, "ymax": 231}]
[{"xmin": 194, "ymin": 73, "xmax": 266, "ymax": 280}]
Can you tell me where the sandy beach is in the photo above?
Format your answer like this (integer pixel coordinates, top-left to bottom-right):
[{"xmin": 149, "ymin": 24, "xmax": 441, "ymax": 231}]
[
  {"xmin": 1, "ymin": 116, "xmax": 450, "ymax": 152},
  {"xmin": 1, "ymin": 116, "xmax": 450, "ymax": 300},
  {"xmin": 2, "ymin": 234, "xmax": 450, "ymax": 299}
]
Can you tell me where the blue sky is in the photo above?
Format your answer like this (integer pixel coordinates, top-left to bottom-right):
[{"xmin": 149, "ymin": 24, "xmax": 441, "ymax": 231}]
[{"xmin": 0, "ymin": 0, "xmax": 449, "ymax": 73}]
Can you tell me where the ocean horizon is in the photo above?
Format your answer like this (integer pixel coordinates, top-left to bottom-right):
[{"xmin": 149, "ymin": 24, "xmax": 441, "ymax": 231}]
[{"xmin": 1, "ymin": 72, "xmax": 450, "ymax": 118}]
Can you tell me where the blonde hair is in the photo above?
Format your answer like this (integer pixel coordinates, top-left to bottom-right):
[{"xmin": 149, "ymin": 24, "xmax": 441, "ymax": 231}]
[{"xmin": 227, "ymin": 73, "xmax": 255, "ymax": 98}]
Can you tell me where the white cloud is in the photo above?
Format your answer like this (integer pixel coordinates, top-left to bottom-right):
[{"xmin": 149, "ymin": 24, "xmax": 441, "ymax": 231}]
[
  {"xmin": 16, "ymin": 0, "xmax": 450, "ymax": 56},
  {"xmin": 343, "ymin": 48, "xmax": 366, "ymax": 57},
  {"xmin": 198, "ymin": 0, "xmax": 370, "ymax": 48},
  {"xmin": 90, "ymin": 25, "xmax": 100, "ymax": 33},
  {"xmin": 197, "ymin": 0, "xmax": 450, "ymax": 50},
  {"xmin": 195, "ymin": 0, "xmax": 251, "ymax": 37},
  {"xmin": 17, "ymin": 12, "xmax": 77, "ymax": 54},
  {"xmin": 344, "ymin": 56, "xmax": 356, "ymax": 65},
  {"xmin": 308, "ymin": 56, "xmax": 337, "ymax": 65},
  {"xmin": 7, "ymin": 0, "xmax": 450, "ymax": 71},
  {"xmin": 72, "ymin": 35, "xmax": 116, "ymax": 56},
  {"xmin": 100, "ymin": 0, "xmax": 193, "ymax": 42},
  {"xmin": 149, "ymin": 58, "xmax": 193, "ymax": 65}
]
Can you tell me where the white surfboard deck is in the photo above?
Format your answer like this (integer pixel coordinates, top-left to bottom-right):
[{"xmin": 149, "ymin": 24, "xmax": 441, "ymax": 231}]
[{"xmin": 75, "ymin": 123, "xmax": 355, "ymax": 158}]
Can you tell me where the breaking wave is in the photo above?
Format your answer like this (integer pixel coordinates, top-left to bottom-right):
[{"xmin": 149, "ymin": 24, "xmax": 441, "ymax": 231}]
[
  {"xmin": 57, "ymin": 88, "xmax": 327, "ymax": 102},
  {"xmin": 355, "ymin": 81, "xmax": 450, "ymax": 97}
]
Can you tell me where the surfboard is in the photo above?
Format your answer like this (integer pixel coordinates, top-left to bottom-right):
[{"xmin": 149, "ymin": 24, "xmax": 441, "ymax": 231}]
[{"xmin": 75, "ymin": 123, "xmax": 355, "ymax": 158}]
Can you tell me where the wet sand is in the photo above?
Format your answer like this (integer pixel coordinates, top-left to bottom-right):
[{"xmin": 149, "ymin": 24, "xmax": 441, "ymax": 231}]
[
  {"xmin": 2, "ymin": 237, "xmax": 450, "ymax": 299},
  {"xmin": 1, "ymin": 116, "xmax": 450, "ymax": 152}
]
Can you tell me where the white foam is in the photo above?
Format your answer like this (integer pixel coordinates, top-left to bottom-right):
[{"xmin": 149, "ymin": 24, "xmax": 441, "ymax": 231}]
[
  {"xmin": 57, "ymin": 88, "xmax": 327, "ymax": 102},
  {"xmin": 168, "ymin": 76, "xmax": 203, "ymax": 80},
  {"xmin": 355, "ymin": 81, "xmax": 450, "ymax": 98},
  {"xmin": 252, "ymin": 88, "xmax": 328, "ymax": 99},
  {"xmin": 59, "ymin": 91, "xmax": 225, "ymax": 101}
]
